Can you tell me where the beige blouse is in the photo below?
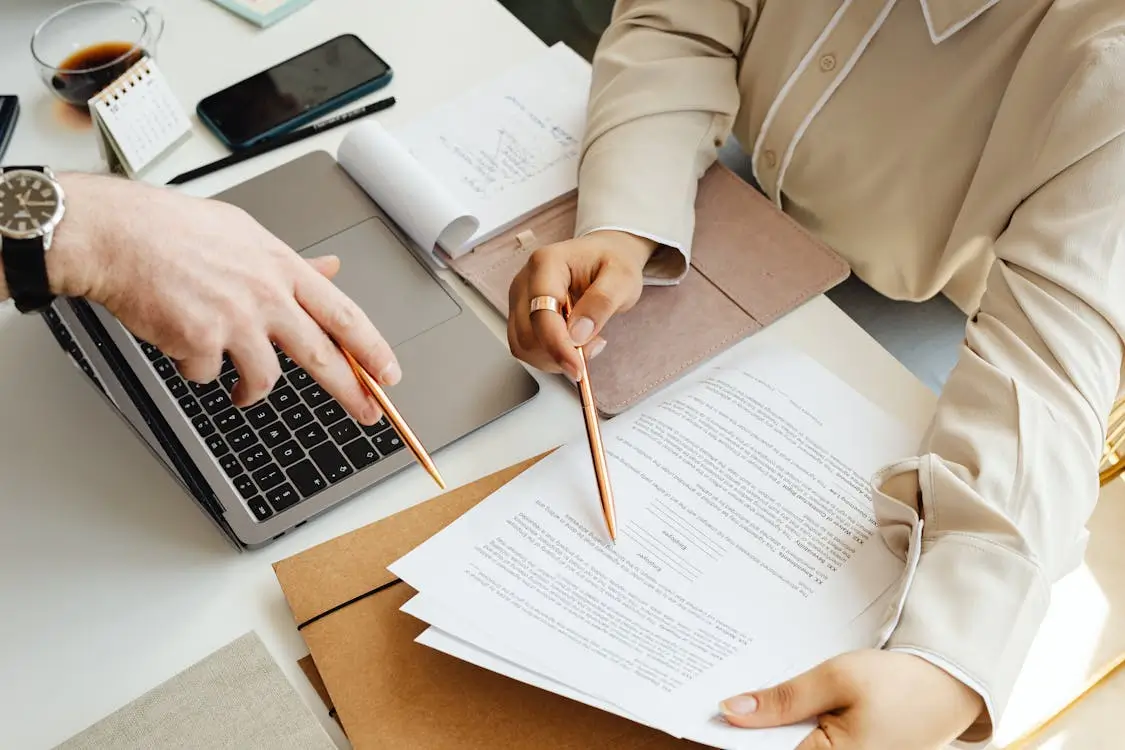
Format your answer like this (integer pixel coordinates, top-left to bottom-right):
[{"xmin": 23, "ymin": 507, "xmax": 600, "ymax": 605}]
[{"xmin": 574, "ymin": 0, "xmax": 1125, "ymax": 741}]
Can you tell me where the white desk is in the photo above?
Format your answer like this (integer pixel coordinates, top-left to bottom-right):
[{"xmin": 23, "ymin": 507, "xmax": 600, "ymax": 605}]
[{"xmin": 0, "ymin": 1, "xmax": 936, "ymax": 748}]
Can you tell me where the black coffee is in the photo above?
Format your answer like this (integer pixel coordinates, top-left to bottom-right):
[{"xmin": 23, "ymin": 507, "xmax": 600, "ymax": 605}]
[{"xmin": 51, "ymin": 41, "xmax": 145, "ymax": 108}]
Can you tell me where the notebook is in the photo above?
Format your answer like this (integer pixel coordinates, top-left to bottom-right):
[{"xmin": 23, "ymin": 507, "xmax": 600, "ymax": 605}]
[
  {"xmin": 53, "ymin": 632, "xmax": 335, "ymax": 750},
  {"xmin": 88, "ymin": 56, "xmax": 192, "ymax": 179},
  {"xmin": 204, "ymin": 0, "xmax": 315, "ymax": 27},
  {"xmin": 330, "ymin": 42, "xmax": 848, "ymax": 415}
]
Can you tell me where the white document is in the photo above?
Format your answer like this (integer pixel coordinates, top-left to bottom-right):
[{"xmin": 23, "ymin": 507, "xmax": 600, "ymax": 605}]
[
  {"xmin": 335, "ymin": 42, "xmax": 590, "ymax": 261},
  {"xmin": 390, "ymin": 346, "xmax": 920, "ymax": 747}
]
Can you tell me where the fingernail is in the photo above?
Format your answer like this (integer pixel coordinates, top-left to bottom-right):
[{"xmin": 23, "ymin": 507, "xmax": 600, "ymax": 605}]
[
  {"xmin": 378, "ymin": 360, "xmax": 402, "ymax": 386},
  {"xmin": 564, "ymin": 363, "xmax": 581, "ymax": 383},
  {"xmin": 361, "ymin": 402, "xmax": 382, "ymax": 426},
  {"xmin": 720, "ymin": 695, "xmax": 758, "ymax": 716},
  {"xmin": 569, "ymin": 317, "xmax": 594, "ymax": 346},
  {"xmin": 585, "ymin": 338, "xmax": 607, "ymax": 360}
]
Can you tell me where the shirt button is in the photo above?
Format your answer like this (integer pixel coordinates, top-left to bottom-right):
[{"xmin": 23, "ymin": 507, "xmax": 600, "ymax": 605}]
[
  {"xmin": 763, "ymin": 150, "xmax": 777, "ymax": 169},
  {"xmin": 819, "ymin": 53, "xmax": 837, "ymax": 72}
]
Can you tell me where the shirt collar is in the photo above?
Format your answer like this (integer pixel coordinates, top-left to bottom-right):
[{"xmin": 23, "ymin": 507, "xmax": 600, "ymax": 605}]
[{"xmin": 918, "ymin": 0, "xmax": 1003, "ymax": 44}]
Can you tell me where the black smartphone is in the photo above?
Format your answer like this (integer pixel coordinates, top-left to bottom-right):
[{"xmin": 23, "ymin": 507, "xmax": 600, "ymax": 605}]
[
  {"xmin": 0, "ymin": 96, "xmax": 19, "ymax": 162},
  {"xmin": 196, "ymin": 34, "xmax": 392, "ymax": 150}
]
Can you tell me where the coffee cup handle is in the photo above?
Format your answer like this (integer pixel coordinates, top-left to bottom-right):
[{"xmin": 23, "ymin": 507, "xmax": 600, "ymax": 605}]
[{"xmin": 142, "ymin": 7, "xmax": 165, "ymax": 48}]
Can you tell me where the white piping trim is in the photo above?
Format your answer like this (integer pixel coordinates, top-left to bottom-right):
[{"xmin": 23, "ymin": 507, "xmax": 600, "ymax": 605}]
[
  {"xmin": 749, "ymin": 0, "xmax": 855, "ymax": 190},
  {"xmin": 919, "ymin": 0, "xmax": 1003, "ymax": 45},
  {"xmin": 774, "ymin": 0, "xmax": 900, "ymax": 208}
]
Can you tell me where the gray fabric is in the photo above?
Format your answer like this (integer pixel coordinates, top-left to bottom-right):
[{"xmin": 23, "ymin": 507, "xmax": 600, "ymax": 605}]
[
  {"xmin": 53, "ymin": 632, "xmax": 335, "ymax": 750},
  {"xmin": 718, "ymin": 137, "xmax": 966, "ymax": 393}
]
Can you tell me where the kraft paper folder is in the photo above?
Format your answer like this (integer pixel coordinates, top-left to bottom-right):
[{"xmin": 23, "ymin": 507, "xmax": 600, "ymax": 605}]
[{"xmin": 274, "ymin": 453, "xmax": 706, "ymax": 749}]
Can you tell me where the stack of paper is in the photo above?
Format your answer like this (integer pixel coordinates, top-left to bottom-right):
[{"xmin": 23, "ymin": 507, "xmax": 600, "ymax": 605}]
[{"xmin": 390, "ymin": 346, "xmax": 922, "ymax": 749}]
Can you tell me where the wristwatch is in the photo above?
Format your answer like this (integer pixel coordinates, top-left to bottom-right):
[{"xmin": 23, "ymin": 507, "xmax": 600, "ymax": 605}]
[{"xmin": 0, "ymin": 165, "xmax": 66, "ymax": 313}]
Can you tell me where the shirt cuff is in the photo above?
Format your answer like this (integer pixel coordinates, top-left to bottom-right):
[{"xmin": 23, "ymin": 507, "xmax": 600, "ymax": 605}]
[
  {"xmin": 874, "ymin": 454, "xmax": 1051, "ymax": 744},
  {"xmin": 580, "ymin": 225, "xmax": 689, "ymax": 286}
]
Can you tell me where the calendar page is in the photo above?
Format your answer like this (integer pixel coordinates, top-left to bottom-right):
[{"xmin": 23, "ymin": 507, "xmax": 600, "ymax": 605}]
[{"xmin": 89, "ymin": 56, "xmax": 192, "ymax": 178}]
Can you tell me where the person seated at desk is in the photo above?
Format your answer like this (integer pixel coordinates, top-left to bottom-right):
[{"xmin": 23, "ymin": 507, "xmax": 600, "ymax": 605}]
[
  {"xmin": 0, "ymin": 171, "xmax": 400, "ymax": 425},
  {"xmin": 507, "ymin": 1, "xmax": 1125, "ymax": 747}
]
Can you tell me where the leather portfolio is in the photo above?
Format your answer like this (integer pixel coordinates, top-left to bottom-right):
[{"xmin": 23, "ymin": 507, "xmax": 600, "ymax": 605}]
[
  {"xmin": 273, "ymin": 453, "xmax": 705, "ymax": 749},
  {"xmin": 445, "ymin": 163, "xmax": 850, "ymax": 415}
]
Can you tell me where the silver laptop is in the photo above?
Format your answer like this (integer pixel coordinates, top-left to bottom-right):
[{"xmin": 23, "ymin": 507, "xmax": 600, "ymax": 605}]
[{"xmin": 41, "ymin": 151, "xmax": 539, "ymax": 548}]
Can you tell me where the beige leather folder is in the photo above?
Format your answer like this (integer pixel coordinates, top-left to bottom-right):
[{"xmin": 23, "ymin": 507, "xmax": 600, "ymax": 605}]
[
  {"xmin": 446, "ymin": 163, "xmax": 850, "ymax": 414},
  {"xmin": 273, "ymin": 453, "xmax": 704, "ymax": 749}
]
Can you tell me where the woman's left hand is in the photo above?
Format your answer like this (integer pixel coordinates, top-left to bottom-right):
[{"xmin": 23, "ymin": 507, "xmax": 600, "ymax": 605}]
[{"xmin": 719, "ymin": 650, "xmax": 984, "ymax": 750}]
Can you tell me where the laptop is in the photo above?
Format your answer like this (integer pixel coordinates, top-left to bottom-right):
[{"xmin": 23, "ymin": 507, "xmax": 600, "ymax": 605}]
[{"xmin": 39, "ymin": 151, "xmax": 540, "ymax": 549}]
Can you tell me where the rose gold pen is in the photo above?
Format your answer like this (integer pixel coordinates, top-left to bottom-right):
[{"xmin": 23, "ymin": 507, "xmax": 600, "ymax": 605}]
[
  {"xmin": 338, "ymin": 347, "xmax": 447, "ymax": 491},
  {"xmin": 565, "ymin": 297, "xmax": 618, "ymax": 542}
]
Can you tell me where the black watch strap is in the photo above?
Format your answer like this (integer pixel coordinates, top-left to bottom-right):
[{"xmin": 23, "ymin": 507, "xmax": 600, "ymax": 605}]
[
  {"xmin": 2, "ymin": 165, "xmax": 55, "ymax": 314},
  {"xmin": 3, "ymin": 236, "xmax": 54, "ymax": 313}
]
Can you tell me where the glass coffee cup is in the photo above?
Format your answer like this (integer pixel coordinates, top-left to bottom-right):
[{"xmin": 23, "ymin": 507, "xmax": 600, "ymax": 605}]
[{"xmin": 31, "ymin": 1, "xmax": 164, "ymax": 109}]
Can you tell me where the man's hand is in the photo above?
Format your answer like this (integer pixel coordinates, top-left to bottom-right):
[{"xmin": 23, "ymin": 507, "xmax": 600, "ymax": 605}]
[
  {"xmin": 507, "ymin": 230, "xmax": 655, "ymax": 380},
  {"xmin": 719, "ymin": 650, "xmax": 984, "ymax": 750},
  {"xmin": 47, "ymin": 173, "xmax": 399, "ymax": 425}
]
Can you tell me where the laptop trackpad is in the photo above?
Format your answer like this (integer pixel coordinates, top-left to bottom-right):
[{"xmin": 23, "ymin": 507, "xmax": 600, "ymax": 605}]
[{"xmin": 299, "ymin": 218, "xmax": 461, "ymax": 348}]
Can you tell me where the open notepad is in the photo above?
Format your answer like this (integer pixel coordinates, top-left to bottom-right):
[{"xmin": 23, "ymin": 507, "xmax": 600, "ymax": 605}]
[
  {"xmin": 389, "ymin": 346, "xmax": 923, "ymax": 749},
  {"xmin": 337, "ymin": 42, "xmax": 589, "ymax": 263}
]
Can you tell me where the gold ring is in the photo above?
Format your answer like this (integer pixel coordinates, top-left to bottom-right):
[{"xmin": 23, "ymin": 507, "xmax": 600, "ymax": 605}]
[{"xmin": 529, "ymin": 295, "xmax": 563, "ymax": 316}]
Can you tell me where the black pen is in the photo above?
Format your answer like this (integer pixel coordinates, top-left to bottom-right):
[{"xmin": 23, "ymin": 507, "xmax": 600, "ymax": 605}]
[{"xmin": 166, "ymin": 96, "xmax": 396, "ymax": 185}]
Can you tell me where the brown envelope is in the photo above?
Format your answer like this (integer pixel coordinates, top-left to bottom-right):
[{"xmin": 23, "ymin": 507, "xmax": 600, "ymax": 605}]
[
  {"xmin": 274, "ymin": 453, "xmax": 705, "ymax": 749},
  {"xmin": 444, "ymin": 163, "xmax": 850, "ymax": 415}
]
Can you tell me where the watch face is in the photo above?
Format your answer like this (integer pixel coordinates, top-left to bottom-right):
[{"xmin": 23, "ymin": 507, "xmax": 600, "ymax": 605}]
[{"xmin": 0, "ymin": 169, "xmax": 65, "ymax": 240}]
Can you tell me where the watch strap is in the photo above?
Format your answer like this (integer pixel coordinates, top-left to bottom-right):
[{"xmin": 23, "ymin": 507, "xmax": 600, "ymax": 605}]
[
  {"xmin": 3, "ymin": 236, "xmax": 54, "ymax": 313},
  {"xmin": 2, "ymin": 165, "xmax": 54, "ymax": 313}
]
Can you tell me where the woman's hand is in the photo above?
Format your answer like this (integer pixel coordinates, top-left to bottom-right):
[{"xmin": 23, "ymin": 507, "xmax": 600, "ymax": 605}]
[
  {"xmin": 719, "ymin": 650, "xmax": 984, "ymax": 749},
  {"xmin": 507, "ymin": 230, "xmax": 656, "ymax": 380},
  {"xmin": 49, "ymin": 173, "xmax": 399, "ymax": 424}
]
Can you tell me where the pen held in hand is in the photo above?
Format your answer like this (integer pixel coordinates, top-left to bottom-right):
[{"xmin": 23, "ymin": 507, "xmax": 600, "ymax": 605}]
[
  {"xmin": 338, "ymin": 345, "xmax": 446, "ymax": 491},
  {"xmin": 166, "ymin": 96, "xmax": 396, "ymax": 186},
  {"xmin": 565, "ymin": 296, "xmax": 618, "ymax": 542}
]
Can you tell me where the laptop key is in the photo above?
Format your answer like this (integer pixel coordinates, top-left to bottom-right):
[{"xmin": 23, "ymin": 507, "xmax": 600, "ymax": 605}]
[
  {"xmin": 267, "ymin": 483, "xmax": 301, "ymax": 512},
  {"xmin": 362, "ymin": 417, "xmax": 392, "ymax": 436},
  {"xmin": 286, "ymin": 460, "xmax": 327, "ymax": 497},
  {"xmin": 301, "ymin": 385, "xmax": 332, "ymax": 408},
  {"xmin": 281, "ymin": 404, "xmax": 314, "ymax": 431},
  {"xmin": 245, "ymin": 403, "xmax": 277, "ymax": 430},
  {"xmin": 272, "ymin": 440, "xmax": 303, "ymax": 468},
  {"xmin": 252, "ymin": 464, "xmax": 285, "ymax": 492},
  {"xmin": 227, "ymin": 425, "xmax": 256, "ymax": 452},
  {"xmin": 152, "ymin": 357, "xmax": 177, "ymax": 380},
  {"xmin": 342, "ymin": 438, "xmax": 380, "ymax": 470},
  {"xmin": 278, "ymin": 350, "xmax": 299, "ymax": 373},
  {"xmin": 201, "ymin": 391, "xmax": 232, "ymax": 415},
  {"xmin": 218, "ymin": 453, "xmax": 242, "ymax": 479},
  {"xmin": 295, "ymin": 423, "xmax": 328, "ymax": 449},
  {"xmin": 189, "ymin": 380, "xmax": 219, "ymax": 396},
  {"xmin": 309, "ymin": 442, "xmax": 353, "ymax": 484},
  {"xmin": 205, "ymin": 433, "xmax": 229, "ymax": 458},
  {"xmin": 214, "ymin": 407, "xmax": 246, "ymax": 433},
  {"xmin": 178, "ymin": 395, "xmax": 202, "ymax": 418},
  {"xmin": 373, "ymin": 429, "xmax": 404, "ymax": 457},
  {"xmin": 288, "ymin": 369, "xmax": 313, "ymax": 390},
  {"xmin": 268, "ymin": 385, "xmax": 299, "ymax": 412},
  {"xmin": 329, "ymin": 420, "xmax": 361, "ymax": 446},
  {"xmin": 219, "ymin": 370, "xmax": 240, "ymax": 392},
  {"xmin": 239, "ymin": 445, "xmax": 271, "ymax": 472},
  {"xmin": 192, "ymin": 413, "xmax": 216, "ymax": 437},
  {"xmin": 166, "ymin": 376, "xmax": 189, "ymax": 400},
  {"xmin": 247, "ymin": 496, "xmax": 273, "ymax": 521},
  {"xmin": 233, "ymin": 474, "xmax": 257, "ymax": 500},
  {"xmin": 313, "ymin": 402, "xmax": 346, "ymax": 426},
  {"xmin": 139, "ymin": 341, "xmax": 162, "ymax": 361},
  {"xmin": 260, "ymin": 422, "xmax": 291, "ymax": 448},
  {"xmin": 221, "ymin": 355, "xmax": 235, "ymax": 374}
]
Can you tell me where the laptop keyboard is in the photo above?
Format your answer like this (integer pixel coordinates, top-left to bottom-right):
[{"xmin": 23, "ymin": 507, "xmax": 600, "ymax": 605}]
[{"xmin": 137, "ymin": 339, "xmax": 405, "ymax": 522}]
